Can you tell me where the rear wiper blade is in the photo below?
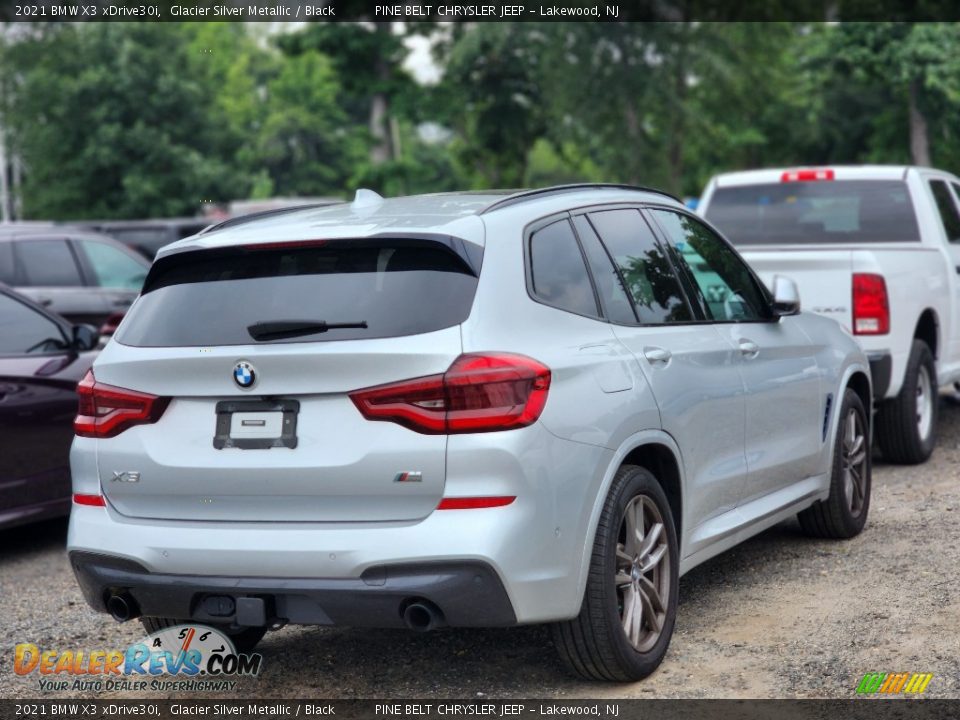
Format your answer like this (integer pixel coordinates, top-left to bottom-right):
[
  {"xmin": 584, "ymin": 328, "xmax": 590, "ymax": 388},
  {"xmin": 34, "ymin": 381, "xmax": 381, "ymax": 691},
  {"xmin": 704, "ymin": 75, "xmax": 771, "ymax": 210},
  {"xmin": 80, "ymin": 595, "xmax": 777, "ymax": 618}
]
[{"xmin": 247, "ymin": 320, "xmax": 368, "ymax": 342}]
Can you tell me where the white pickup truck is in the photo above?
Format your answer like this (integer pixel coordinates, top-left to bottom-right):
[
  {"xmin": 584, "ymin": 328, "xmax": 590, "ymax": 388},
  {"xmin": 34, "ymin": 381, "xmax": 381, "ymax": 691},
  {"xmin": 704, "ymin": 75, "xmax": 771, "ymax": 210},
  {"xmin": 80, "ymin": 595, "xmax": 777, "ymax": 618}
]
[{"xmin": 698, "ymin": 165, "xmax": 960, "ymax": 464}]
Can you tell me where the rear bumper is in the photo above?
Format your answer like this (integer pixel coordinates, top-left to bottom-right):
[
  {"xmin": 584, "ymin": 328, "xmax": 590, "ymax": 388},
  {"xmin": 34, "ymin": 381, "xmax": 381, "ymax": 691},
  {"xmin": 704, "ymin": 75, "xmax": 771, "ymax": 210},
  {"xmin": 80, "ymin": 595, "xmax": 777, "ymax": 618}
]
[
  {"xmin": 69, "ymin": 551, "xmax": 516, "ymax": 628},
  {"xmin": 866, "ymin": 352, "xmax": 892, "ymax": 400}
]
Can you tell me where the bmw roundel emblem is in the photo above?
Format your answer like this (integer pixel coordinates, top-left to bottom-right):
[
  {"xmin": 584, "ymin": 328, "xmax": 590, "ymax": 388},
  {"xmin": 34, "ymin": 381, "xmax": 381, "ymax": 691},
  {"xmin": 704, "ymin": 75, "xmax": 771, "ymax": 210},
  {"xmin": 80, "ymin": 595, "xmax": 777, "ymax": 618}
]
[{"xmin": 233, "ymin": 361, "xmax": 256, "ymax": 389}]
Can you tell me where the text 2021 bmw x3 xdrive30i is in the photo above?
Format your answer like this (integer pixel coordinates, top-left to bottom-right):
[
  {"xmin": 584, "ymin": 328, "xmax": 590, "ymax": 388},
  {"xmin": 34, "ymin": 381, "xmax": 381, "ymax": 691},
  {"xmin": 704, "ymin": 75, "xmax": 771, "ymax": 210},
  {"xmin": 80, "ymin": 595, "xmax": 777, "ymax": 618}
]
[{"xmin": 68, "ymin": 185, "xmax": 872, "ymax": 681}]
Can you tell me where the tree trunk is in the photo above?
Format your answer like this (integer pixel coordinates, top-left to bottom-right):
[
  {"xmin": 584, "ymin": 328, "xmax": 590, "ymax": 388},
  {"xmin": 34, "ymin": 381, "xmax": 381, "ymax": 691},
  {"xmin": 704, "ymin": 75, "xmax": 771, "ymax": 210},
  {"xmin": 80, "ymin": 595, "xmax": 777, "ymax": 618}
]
[
  {"xmin": 368, "ymin": 22, "xmax": 395, "ymax": 167},
  {"xmin": 908, "ymin": 79, "xmax": 931, "ymax": 167}
]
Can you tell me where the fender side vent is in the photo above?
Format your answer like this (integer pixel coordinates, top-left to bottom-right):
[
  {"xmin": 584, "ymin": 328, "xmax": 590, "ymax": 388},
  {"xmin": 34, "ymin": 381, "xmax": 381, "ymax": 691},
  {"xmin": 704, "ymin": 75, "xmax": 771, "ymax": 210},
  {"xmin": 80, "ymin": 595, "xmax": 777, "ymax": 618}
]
[{"xmin": 822, "ymin": 393, "xmax": 834, "ymax": 442}]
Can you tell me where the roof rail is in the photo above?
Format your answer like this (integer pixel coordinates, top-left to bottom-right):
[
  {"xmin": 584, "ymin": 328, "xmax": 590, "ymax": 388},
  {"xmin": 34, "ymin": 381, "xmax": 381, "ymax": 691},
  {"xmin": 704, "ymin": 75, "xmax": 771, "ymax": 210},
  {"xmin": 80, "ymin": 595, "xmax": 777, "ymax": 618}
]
[
  {"xmin": 479, "ymin": 184, "xmax": 681, "ymax": 214},
  {"xmin": 198, "ymin": 201, "xmax": 342, "ymax": 235}
]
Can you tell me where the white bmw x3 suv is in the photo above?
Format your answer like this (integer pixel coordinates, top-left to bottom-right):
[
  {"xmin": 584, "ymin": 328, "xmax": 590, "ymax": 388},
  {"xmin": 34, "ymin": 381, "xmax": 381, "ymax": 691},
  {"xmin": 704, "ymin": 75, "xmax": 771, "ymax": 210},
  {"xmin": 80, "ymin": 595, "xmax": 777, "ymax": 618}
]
[{"xmin": 69, "ymin": 185, "xmax": 872, "ymax": 681}]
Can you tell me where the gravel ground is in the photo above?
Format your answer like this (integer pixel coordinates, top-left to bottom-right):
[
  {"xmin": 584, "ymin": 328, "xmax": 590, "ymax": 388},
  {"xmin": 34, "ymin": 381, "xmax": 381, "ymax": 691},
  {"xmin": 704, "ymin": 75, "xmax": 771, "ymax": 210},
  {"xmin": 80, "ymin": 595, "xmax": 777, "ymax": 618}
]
[{"xmin": 3, "ymin": 399, "xmax": 960, "ymax": 700}]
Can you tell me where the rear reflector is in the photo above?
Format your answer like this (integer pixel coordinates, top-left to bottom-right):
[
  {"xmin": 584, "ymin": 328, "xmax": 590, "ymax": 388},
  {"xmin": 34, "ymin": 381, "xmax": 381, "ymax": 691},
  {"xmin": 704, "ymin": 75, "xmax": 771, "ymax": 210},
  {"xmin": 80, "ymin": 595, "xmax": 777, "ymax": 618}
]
[
  {"xmin": 74, "ymin": 370, "xmax": 171, "ymax": 439},
  {"xmin": 350, "ymin": 353, "xmax": 551, "ymax": 434},
  {"xmin": 852, "ymin": 273, "xmax": 890, "ymax": 335},
  {"xmin": 781, "ymin": 169, "xmax": 835, "ymax": 182},
  {"xmin": 73, "ymin": 494, "xmax": 106, "ymax": 507},
  {"xmin": 437, "ymin": 496, "xmax": 516, "ymax": 510}
]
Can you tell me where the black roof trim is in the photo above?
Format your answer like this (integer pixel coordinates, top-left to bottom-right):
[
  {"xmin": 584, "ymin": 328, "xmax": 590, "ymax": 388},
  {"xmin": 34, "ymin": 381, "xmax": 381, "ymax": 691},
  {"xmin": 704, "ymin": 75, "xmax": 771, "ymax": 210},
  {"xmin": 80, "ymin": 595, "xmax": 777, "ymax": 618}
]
[
  {"xmin": 198, "ymin": 202, "xmax": 343, "ymax": 235},
  {"xmin": 478, "ymin": 184, "xmax": 681, "ymax": 215}
]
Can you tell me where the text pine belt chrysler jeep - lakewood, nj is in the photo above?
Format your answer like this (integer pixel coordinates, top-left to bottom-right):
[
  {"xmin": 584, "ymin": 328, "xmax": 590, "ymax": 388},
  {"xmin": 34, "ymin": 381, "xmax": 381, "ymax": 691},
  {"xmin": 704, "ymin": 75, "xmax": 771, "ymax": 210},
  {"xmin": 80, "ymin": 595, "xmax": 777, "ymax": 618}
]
[
  {"xmin": 700, "ymin": 165, "xmax": 960, "ymax": 465},
  {"xmin": 68, "ymin": 185, "xmax": 871, "ymax": 681}
]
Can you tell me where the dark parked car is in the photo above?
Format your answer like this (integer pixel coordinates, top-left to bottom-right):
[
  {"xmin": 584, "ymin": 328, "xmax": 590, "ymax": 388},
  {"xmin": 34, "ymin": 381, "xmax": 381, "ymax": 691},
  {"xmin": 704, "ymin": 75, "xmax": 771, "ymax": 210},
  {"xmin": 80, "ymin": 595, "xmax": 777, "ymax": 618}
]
[
  {"xmin": 0, "ymin": 284, "xmax": 99, "ymax": 530},
  {"xmin": 70, "ymin": 218, "xmax": 210, "ymax": 259},
  {"xmin": 0, "ymin": 225, "xmax": 149, "ymax": 328}
]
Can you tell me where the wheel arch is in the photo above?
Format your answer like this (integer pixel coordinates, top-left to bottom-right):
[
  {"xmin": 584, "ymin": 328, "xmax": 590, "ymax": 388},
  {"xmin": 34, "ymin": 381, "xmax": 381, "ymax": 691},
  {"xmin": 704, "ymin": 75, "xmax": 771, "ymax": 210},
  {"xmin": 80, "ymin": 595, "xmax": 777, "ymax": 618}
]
[
  {"xmin": 915, "ymin": 309, "xmax": 939, "ymax": 360},
  {"xmin": 575, "ymin": 431, "xmax": 687, "ymax": 603}
]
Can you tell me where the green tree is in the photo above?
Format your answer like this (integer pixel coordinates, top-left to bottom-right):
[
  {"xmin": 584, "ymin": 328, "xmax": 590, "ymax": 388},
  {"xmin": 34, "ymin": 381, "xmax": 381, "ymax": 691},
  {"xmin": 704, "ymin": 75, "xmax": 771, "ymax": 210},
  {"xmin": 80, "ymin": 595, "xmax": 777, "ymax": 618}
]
[{"xmin": 3, "ymin": 23, "xmax": 242, "ymax": 219}]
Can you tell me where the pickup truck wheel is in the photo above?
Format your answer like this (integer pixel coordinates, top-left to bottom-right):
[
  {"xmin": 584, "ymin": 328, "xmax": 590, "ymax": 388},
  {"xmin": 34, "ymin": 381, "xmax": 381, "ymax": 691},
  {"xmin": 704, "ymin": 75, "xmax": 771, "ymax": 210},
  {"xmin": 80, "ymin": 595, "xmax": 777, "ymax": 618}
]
[
  {"xmin": 798, "ymin": 388, "xmax": 871, "ymax": 539},
  {"xmin": 876, "ymin": 339, "xmax": 937, "ymax": 464},
  {"xmin": 552, "ymin": 465, "xmax": 678, "ymax": 681},
  {"xmin": 140, "ymin": 617, "xmax": 266, "ymax": 654}
]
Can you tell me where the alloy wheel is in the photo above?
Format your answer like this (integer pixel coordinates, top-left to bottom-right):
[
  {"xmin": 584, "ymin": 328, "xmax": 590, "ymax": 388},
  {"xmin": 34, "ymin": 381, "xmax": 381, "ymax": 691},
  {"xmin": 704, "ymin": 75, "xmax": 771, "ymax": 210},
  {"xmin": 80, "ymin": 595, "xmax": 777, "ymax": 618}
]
[
  {"xmin": 916, "ymin": 365, "xmax": 934, "ymax": 441},
  {"xmin": 615, "ymin": 495, "xmax": 670, "ymax": 652},
  {"xmin": 842, "ymin": 408, "xmax": 868, "ymax": 517}
]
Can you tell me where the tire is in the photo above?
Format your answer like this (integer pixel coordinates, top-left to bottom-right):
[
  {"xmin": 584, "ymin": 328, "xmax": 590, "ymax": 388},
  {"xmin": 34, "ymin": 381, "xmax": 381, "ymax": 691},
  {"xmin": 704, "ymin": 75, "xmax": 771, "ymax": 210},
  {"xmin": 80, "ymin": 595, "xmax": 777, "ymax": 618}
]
[
  {"xmin": 876, "ymin": 339, "xmax": 937, "ymax": 465},
  {"xmin": 799, "ymin": 388, "xmax": 871, "ymax": 539},
  {"xmin": 140, "ymin": 617, "xmax": 267, "ymax": 654},
  {"xmin": 553, "ymin": 465, "xmax": 679, "ymax": 681}
]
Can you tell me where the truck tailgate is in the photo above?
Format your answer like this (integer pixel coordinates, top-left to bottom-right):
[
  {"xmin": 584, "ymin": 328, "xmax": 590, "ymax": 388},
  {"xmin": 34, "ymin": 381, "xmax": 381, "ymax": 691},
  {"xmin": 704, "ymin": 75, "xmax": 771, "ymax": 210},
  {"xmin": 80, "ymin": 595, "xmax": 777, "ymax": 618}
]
[{"xmin": 739, "ymin": 246, "xmax": 855, "ymax": 331}]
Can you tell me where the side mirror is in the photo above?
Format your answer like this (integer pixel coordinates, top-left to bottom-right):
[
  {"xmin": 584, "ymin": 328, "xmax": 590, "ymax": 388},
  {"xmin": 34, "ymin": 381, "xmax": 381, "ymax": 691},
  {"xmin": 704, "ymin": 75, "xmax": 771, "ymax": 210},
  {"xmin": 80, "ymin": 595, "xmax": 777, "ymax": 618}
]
[
  {"xmin": 72, "ymin": 324, "xmax": 100, "ymax": 352},
  {"xmin": 771, "ymin": 275, "xmax": 800, "ymax": 317}
]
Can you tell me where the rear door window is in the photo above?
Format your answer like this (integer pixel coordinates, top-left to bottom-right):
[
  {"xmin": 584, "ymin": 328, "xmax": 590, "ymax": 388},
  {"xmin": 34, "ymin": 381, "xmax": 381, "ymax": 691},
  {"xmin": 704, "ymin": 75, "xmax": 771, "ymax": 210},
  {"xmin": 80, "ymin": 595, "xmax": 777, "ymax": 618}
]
[
  {"xmin": 571, "ymin": 215, "xmax": 638, "ymax": 324},
  {"xmin": 528, "ymin": 219, "xmax": 600, "ymax": 318},
  {"xmin": 705, "ymin": 180, "xmax": 920, "ymax": 245},
  {"xmin": 77, "ymin": 239, "xmax": 149, "ymax": 290},
  {"xmin": 929, "ymin": 180, "xmax": 960, "ymax": 244},
  {"xmin": 586, "ymin": 209, "xmax": 692, "ymax": 325},
  {"xmin": 117, "ymin": 240, "xmax": 481, "ymax": 347},
  {"xmin": 14, "ymin": 240, "xmax": 84, "ymax": 287}
]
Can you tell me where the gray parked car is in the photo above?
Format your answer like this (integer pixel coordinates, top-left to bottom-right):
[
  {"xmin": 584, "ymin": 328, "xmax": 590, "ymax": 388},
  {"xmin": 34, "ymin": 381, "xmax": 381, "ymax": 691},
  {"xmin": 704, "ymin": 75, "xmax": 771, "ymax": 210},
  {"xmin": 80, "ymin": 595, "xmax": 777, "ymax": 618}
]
[
  {"xmin": 0, "ymin": 225, "xmax": 149, "ymax": 329},
  {"xmin": 68, "ymin": 185, "xmax": 872, "ymax": 681}
]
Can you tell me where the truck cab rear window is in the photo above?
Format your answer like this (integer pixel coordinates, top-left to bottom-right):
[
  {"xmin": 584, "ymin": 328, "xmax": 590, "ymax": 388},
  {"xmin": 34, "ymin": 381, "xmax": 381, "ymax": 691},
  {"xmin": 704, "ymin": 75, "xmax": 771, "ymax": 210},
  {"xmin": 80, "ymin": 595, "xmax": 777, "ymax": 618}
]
[
  {"xmin": 706, "ymin": 180, "xmax": 920, "ymax": 245},
  {"xmin": 116, "ymin": 241, "xmax": 480, "ymax": 347}
]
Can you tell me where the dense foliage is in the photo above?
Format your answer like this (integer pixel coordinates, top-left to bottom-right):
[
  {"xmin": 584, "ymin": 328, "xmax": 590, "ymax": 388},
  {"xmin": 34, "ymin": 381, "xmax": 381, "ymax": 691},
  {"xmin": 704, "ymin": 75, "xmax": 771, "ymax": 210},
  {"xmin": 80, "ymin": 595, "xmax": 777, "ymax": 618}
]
[{"xmin": 1, "ymin": 21, "xmax": 958, "ymax": 219}]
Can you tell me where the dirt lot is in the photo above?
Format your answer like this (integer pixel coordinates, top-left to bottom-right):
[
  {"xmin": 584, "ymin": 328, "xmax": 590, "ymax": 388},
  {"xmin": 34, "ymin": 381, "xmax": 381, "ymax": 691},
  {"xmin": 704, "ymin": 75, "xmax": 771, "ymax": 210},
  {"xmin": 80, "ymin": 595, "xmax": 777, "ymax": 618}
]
[{"xmin": 3, "ymin": 400, "xmax": 959, "ymax": 700}]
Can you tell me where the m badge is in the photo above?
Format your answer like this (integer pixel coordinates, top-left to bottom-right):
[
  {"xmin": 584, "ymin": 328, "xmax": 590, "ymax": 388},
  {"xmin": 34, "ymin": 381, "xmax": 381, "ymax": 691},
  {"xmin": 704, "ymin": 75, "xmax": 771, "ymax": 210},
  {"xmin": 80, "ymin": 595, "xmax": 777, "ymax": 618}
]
[{"xmin": 393, "ymin": 472, "xmax": 423, "ymax": 483}]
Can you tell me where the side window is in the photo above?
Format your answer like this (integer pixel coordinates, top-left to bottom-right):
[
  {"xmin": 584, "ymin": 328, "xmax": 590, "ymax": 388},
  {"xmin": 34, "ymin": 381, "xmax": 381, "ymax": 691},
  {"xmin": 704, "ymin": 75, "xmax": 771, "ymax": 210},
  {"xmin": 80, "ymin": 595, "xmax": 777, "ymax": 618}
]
[
  {"xmin": 14, "ymin": 240, "xmax": 83, "ymax": 287},
  {"xmin": 78, "ymin": 240, "xmax": 148, "ymax": 290},
  {"xmin": 929, "ymin": 180, "xmax": 960, "ymax": 243},
  {"xmin": 649, "ymin": 209, "xmax": 770, "ymax": 323},
  {"xmin": 586, "ymin": 209, "xmax": 692, "ymax": 324},
  {"xmin": 0, "ymin": 241, "xmax": 14, "ymax": 284},
  {"xmin": 528, "ymin": 220, "xmax": 599, "ymax": 318},
  {"xmin": 0, "ymin": 293, "xmax": 68, "ymax": 355},
  {"xmin": 572, "ymin": 215, "xmax": 638, "ymax": 324}
]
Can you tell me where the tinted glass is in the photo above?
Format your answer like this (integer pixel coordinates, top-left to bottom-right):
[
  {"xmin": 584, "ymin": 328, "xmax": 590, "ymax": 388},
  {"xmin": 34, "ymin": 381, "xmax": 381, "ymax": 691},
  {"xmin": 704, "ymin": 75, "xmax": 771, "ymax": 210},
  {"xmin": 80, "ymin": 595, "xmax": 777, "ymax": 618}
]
[
  {"xmin": 587, "ymin": 209, "xmax": 691, "ymax": 324},
  {"xmin": 0, "ymin": 293, "xmax": 67, "ymax": 354},
  {"xmin": 651, "ymin": 210, "xmax": 769, "ymax": 322},
  {"xmin": 572, "ymin": 215, "xmax": 637, "ymax": 324},
  {"xmin": 529, "ymin": 220, "xmax": 599, "ymax": 318},
  {"xmin": 79, "ymin": 240, "xmax": 148, "ymax": 290},
  {"xmin": 15, "ymin": 240, "xmax": 83, "ymax": 286},
  {"xmin": 706, "ymin": 180, "xmax": 920, "ymax": 245},
  {"xmin": 117, "ymin": 241, "xmax": 480, "ymax": 347},
  {"xmin": 929, "ymin": 180, "xmax": 960, "ymax": 243},
  {"xmin": 0, "ymin": 242, "xmax": 14, "ymax": 284}
]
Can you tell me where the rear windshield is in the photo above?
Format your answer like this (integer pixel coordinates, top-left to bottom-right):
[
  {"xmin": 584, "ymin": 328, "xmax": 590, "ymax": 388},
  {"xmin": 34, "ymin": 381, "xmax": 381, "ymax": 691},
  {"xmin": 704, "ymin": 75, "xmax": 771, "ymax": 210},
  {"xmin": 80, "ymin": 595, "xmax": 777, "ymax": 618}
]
[
  {"xmin": 116, "ymin": 240, "xmax": 480, "ymax": 347},
  {"xmin": 705, "ymin": 180, "xmax": 920, "ymax": 245}
]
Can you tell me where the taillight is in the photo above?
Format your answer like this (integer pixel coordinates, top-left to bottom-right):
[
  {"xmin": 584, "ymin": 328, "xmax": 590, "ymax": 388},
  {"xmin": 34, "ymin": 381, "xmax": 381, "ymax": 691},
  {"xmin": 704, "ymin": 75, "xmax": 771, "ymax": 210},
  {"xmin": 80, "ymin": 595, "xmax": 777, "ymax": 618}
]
[
  {"xmin": 852, "ymin": 273, "xmax": 890, "ymax": 335},
  {"xmin": 74, "ymin": 370, "xmax": 170, "ymax": 438},
  {"xmin": 781, "ymin": 169, "xmax": 835, "ymax": 182},
  {"xmin": 349, "ymin": 353, "xmax": 551, "ymax": 434}
]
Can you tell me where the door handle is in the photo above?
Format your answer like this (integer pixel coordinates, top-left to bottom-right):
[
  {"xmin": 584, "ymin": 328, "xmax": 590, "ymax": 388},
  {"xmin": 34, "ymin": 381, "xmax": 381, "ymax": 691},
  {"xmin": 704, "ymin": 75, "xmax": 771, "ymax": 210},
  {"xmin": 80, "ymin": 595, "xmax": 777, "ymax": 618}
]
[
  {"xmin": 643, "ymin": 346, "xmax": 672, "ymax": 365},
  {"xmin": 38, "ymin": 297, "xmax": 53, "ymax": 307},
  {"xmin": 112, "ymin": 299, "xmax": 132, "ymax": 307},
  {"xmin": 739, "ymin": 339, "xmax": 760, "ymax": 358}
]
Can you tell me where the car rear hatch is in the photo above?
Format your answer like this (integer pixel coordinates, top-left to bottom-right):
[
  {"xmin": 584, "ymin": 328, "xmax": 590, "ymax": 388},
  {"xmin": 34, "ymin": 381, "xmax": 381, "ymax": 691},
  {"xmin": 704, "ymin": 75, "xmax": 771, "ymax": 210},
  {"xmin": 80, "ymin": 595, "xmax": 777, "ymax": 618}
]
[
  {"xmin": 91, "ymin": 238, "xmax": 481, "ymax": 523},
  {"xmin": 701, "ymin": 173, "xmax": 920, "ymax": 331}
]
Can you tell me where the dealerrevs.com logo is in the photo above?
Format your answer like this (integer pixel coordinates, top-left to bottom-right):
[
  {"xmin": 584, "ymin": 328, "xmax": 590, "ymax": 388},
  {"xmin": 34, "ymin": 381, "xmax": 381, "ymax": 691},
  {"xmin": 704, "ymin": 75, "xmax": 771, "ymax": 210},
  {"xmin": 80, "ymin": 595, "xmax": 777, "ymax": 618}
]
[
  {"xmin": 856, "ymin": 672, "xmax": 933, "ymax": 695},
  {"xmin": 14, "ymin": 624, "xmax": 262, "ymax": 692}
]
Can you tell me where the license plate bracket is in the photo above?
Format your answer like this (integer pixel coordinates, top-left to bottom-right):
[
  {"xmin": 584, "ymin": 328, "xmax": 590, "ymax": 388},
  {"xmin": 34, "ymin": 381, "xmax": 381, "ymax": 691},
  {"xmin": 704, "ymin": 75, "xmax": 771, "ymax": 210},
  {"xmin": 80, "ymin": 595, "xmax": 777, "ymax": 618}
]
[{"xmin": 214, "ymin": 399, "xmax": 300, "ymax": 450}]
